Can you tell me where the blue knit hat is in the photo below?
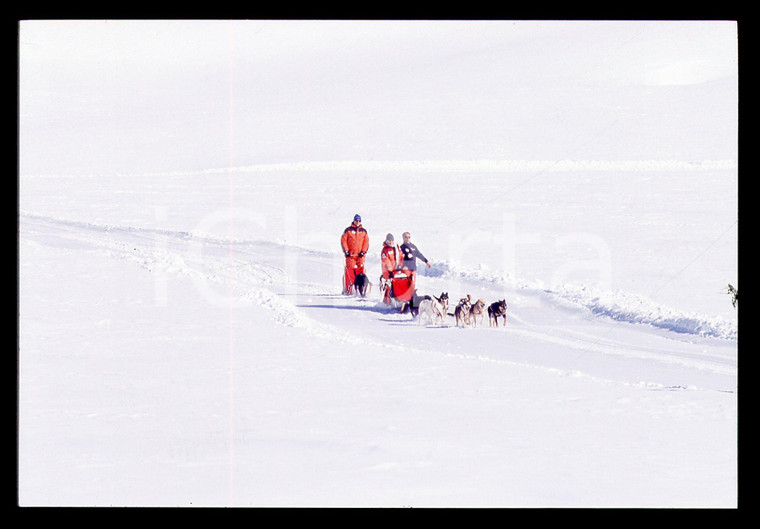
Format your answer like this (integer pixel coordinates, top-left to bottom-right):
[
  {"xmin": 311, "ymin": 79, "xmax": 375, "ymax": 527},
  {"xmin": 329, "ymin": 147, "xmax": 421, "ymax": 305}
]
[{"xmin": 354, "ymin": 214, "xmax": 362, "ymax": 222}]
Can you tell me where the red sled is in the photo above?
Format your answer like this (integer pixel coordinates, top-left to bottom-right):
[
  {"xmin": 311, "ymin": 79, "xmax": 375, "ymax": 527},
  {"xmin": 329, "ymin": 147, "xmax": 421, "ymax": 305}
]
[{"xmin": 389, "ymin": 269, "xmax": 416, "ymax": 302}]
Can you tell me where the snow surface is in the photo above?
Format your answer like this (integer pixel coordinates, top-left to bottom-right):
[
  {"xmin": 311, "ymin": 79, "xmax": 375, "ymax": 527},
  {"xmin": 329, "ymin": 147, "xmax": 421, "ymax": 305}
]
[{"xmin": 18, "ymin": 20, "xmax": 738, "ymax": 507}]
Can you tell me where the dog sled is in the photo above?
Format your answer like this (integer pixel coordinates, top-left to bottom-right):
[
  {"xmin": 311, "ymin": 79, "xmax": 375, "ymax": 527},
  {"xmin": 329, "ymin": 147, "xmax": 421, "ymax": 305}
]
[
  {"xmin": 380, "ymin": 268, "xmax": 423, "ymax": 313},
  {"xmin": 380, "ymin": 268, "xmax": 415, "ymax": 304}
]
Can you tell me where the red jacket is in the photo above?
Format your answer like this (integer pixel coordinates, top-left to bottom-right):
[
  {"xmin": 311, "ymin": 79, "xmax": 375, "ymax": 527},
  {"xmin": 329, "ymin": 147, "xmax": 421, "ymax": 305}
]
[
  {"xmin": 380, "ymin": 241, "xmax": 401, "ymax": 278},
  {"xmin": 341, "ymin": 222, "xmax": 369, "ymax": 257}
]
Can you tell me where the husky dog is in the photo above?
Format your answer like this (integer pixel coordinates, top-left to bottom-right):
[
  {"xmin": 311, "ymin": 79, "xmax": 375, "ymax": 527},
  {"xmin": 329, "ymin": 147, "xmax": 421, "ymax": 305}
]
[
  {"xmin": 438, "ymin": 292, "xmax": 449, "ymax": 311},
  {"xmin": 354, "ymin": 272, "xmax": 369, "ymax": 297},
  {"xmin": 468, "ymin": 298, "xmax": 487, "ymax": 327},
  {"xmin": 455, "ymin": 297, "xmax": 472, "ymax": 327},
  {"xmin": 453, "ymin": 294, "xmax": 471, "ymax": 314},
  {"xmin": 487, "ymin": 299, "xmax": 508, "ymax": 327},
  {"xmin": 417, "ymin": 292, "xmax": 449, "ymax": 325},
  {"xmin": 434, "ymin": 292, "xmax": 450, "ymax": 320}
]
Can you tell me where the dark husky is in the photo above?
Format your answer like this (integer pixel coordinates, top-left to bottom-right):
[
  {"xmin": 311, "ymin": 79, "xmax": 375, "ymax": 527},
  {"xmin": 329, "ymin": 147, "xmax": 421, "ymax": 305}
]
[
  {"xmin": 354, "ymin": 272, "xmax": 369, "ymax": 297},
  {"xmin": 487, "ymin": 299, "xmax": 508, "ymax": 327}
]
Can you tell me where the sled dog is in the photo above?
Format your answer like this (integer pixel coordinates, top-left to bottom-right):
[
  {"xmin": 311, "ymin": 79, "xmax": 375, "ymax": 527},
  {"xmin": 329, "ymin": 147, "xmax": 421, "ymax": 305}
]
[
  {"xmin": 436, "ymin": 292, "xmax": 449, "ymax": 315},
  {"xmin": 417, "ymin": 292, "xmax": 448, "ymax": 325},
  {"xmin": 469, "ymin": 298, "xmax": 487, "ymax": 327},
  {"xmin": 455, "ymin": 297, "xmax": 472, "ymax": 327},
  {"xmin": 354, "ymin": 272, "xmax": 369, "ymax": 297},
  {"xmin": 487, "ymin": 299, "xmax": 508, "ymax": 327}
]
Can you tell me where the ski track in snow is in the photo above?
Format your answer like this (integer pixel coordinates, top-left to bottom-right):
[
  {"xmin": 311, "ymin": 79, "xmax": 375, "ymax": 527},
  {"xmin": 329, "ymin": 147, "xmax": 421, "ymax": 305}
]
[{"xmin": 19, "ymin": 211, "xmax": 737, "ymax": 394}]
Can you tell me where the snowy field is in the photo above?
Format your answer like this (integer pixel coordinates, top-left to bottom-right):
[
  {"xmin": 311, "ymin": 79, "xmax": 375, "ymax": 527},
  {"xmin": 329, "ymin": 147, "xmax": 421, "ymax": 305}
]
[{"xmin": 18, "ymin": 20, "xmax": 738, "ymax": 507}]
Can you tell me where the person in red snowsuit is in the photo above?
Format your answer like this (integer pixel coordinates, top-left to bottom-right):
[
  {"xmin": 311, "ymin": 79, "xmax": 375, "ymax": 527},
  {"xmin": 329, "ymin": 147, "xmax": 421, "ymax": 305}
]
[
  {"xmin": 340, "ymin": 214, "xmax": 369, "ymax": 295},
  {"xmin": 380, "ymin": 233, "xmax": 401, "ymax": 279},
  {"xmin": 380, "ymin": 233, "xmax": 402, "ymax": 304}
]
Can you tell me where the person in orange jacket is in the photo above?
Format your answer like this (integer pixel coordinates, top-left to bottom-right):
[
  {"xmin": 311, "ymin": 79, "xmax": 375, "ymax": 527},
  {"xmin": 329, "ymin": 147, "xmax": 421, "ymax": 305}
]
[
  {"xmin": 380, "ymin": 233, "xmax": 401, "ymax": 280},
  {"xmin": 340, "ymin": 214, "xmax": 369, "ymax": 295},
  {"xmin": 380, "ymin": 233, "xmax": 401, "ymax": 304}
]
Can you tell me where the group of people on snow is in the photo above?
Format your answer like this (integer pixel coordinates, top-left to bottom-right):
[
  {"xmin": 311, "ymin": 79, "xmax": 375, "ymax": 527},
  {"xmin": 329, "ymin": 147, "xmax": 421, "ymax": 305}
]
[{"xmin": 340, "ymin": 214, "xmax": 430, "ymax": 305}]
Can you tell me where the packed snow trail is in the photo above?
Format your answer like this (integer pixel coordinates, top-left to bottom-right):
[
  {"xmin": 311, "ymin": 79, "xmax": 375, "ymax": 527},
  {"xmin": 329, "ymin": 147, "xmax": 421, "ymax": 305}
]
[{"xmin": 20, "ymin": 212, "xmax": 737, "ymax": 394}]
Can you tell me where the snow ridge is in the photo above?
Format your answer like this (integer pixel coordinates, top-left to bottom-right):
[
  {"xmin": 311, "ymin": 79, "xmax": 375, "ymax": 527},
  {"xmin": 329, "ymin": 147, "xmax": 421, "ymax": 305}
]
[
  {"xmin": 549, "ymin": 285, "xmax": 738, "ymax": 341},
  {"xmin": 422, "ymin": 261, "xmax": 737, "ymax": 341}
]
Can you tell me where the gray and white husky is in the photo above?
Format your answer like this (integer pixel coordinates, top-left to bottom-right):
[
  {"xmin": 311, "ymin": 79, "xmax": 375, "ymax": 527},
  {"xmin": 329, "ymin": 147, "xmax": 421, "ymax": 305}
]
[{"xmin": 417, "ymin": 292, "xmax": 449, "ymax": 325}]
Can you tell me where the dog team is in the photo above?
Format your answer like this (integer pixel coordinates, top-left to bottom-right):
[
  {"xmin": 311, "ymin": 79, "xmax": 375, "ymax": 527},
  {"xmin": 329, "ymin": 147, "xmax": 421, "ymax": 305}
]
[
  {"xmin": 418, "ymin": 293, "xmax": 508, "ymax": 328},
  {"xmin": 341, "ymin": 214, "xmax": 508, "ymax": 327}
]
